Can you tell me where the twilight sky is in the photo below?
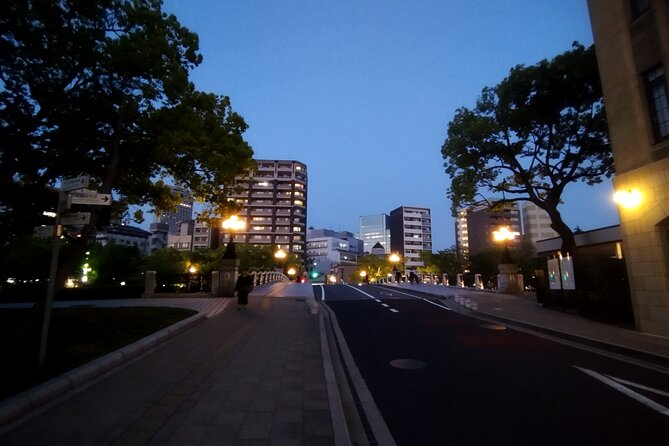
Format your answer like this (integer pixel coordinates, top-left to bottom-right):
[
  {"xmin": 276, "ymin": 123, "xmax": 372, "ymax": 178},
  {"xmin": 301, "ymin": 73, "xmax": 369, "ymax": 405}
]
[{"xmin": 161, "ymin": 0, "xmax": 619, "ymax": 250}]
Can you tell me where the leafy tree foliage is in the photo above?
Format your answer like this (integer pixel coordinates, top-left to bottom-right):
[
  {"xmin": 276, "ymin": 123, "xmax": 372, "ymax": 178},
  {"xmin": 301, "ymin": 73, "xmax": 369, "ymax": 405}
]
[
  {"xmin": 418, "ymin": 249, "xmax": 463, "ymax": 277},
  {"xmin": 143, "ymin": 248, "xmax": 187, "ymax": 275},
  {"xmin": 0, "ymin": 0, "xmax": 254, "ymax": 249},
  {"xmin": 441, "ymin": 43, "xmax": 611, "ymax": 259},
  {"xmin": 355, "ymin": 254, "xmax": 394, "ymax": 282},
  {"xmin": 87, "ymin": 243, "xmax": 143, "ymax": 285},
  {"xmin": 236, "ymin": 245, "xmax": 282, "ymax": 273}
]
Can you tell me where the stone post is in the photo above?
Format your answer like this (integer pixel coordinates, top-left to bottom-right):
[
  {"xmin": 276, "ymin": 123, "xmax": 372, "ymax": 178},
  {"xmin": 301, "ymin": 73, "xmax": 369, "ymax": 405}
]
[
  {"xmin": 143, "ymin": 271, "xmax": 156, "ymax": 297},
  {"xmin": 474, "ymin": 273, "xmax": 483, "ymax": 289},
  {"xmin": 216, "ymin": 258, "xmax": 239, "ymax": 297},
  {"xmin": 456, "ymin": 273, "xmax": 464, "ymax": 287}
]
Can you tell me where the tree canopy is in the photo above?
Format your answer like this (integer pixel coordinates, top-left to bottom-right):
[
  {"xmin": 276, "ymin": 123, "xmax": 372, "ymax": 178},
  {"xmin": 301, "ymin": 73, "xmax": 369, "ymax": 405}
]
[
  {"xmin": 0, "ymin": 0, "xmax": 255, "ymax": 247},
  {"xmin": 441, "ymin": 43, "xmax": 611, "ymax": 257}
]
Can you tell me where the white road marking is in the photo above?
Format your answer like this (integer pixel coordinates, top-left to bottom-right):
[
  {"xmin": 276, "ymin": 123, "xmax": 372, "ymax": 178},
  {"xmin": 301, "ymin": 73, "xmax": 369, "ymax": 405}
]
[
  {"xmin": 345, "ymin": 284, "xmax": 399, "ymax": 313},
  {"xmin": 575, "ymin": 366, "xmax": 669, "ymax": 416},
  {"xmin": 381, "ymin": 304, "xmax": 389, "ymax": 308},
  {"xmin": 316, "ymin": 284, "xmax": 325, "ymax": 301},
  {"xmin": 606, "ymin": 375, "xmax": 669, "ymax": 398},
  {"xmin": 373, "ymin": 286, "xmax": 452, "ymax": 311}
]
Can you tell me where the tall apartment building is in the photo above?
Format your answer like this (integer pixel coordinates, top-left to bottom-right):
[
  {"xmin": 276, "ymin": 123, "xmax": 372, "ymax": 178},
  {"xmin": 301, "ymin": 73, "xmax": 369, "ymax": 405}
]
[
  {"xmin": 358, "ymin": 214, "xmax": 391, "ymax": 254},
  {"xmin": 225, "ymin": 159, "xmax": 308, "ymax": 255},
  {"xmin": 521, "ymin": 202, "xmax": 559, "ymax": 245},
  {"xmin": 455, "ymin": 202, "xmax": 521, "ymax": 259},
  {"xmin": 389, "ymin": 206, "xmax": 432, "ymax": 273},
  {"xmin": 588, "ymin": 0, "xmax": 669, "ymax": 335},
  {"xmin": 153, "ymin": 185, "xmax": 193, "ymax": 235}
]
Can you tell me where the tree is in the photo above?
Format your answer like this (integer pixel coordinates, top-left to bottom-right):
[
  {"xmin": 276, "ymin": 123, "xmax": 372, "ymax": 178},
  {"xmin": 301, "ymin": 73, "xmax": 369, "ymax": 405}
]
[
  {"xmin": 0, "ymin": 0, "xmax": 255, "ymax": 250},
  {"xmin": 144, "ymin": 248, "xmax": 186, "ymax": 275},
  {"xmin": 441, "ymin": 43, "xmax": 611, "ymax": 265},
  {"xmin": 418, "ymin": 249, "xmax": 463, "ymax": 278},
  {"xmin": 87, "ymin": 243, "xmax": 143, "ymax": 286},
  {"xmin": 355, "ymin": 254, "xmax": 393, "ymax": 283}
]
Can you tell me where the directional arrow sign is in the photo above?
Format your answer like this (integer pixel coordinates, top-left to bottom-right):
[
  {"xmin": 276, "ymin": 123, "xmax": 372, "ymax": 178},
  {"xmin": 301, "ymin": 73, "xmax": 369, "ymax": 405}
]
[
  {"xmin": 61, "ymin": 212, "xmax": 91, "ymax": 226},
  {"xmin": 68, "ymin": 190, "xmax": 111, "ymax": 206},
  {"xmin": 61, "ymin": 176, "xmax": 90, "ymax": 192}
]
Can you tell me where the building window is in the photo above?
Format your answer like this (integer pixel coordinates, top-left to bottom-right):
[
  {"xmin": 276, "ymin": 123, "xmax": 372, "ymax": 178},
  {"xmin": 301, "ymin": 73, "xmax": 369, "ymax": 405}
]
[
  {"xmin": 630, "ymin": 0, "xmax": 649, "ymax": 20},
  {"xmin": 645, "ymin": 65, "xmax": 669, "ymax": 141}
]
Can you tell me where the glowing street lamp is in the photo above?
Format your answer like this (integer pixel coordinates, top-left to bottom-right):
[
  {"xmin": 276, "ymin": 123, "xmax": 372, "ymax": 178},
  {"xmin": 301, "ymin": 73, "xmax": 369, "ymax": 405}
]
[
  {"xmin": 274, "ymin": 248, "xmax": 287, "ymax": 260},
  {"xmin": 222, "ymin": 215, "xmax": 246, "ymax": 259},
  {"xmin": 613, "ymin": 188, "xmax": 642, "ymax": 209},
  {"xmin": 287, "ymin": 267, "xmax": 297, "ymax": 276}
]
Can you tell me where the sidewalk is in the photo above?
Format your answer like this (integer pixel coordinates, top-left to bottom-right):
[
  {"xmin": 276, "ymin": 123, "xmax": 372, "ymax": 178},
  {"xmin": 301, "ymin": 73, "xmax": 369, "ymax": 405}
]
[
  {"xmin": 386, "ymin": 283, "xmax": 669, "ymax": 367},
  {"xmin": 0, "ymin": 282, "xmax": 341, "ymax": 446}
]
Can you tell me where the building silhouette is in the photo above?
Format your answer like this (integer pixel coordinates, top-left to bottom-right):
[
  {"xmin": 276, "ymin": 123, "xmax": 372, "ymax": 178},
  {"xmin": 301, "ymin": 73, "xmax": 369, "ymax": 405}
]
[
  {"xmin": 455, "ymin": 202, "xmax": 521, "ymax": 260},
  {"xmin": 358, "ymin": 214, "xmax": 391, "ymax": 254},
  {"xmin": 389, "ymin": 206, "xmax": 432, "ymax": 273},
  {"xmin": 152, "ymin": 185, "xmax": 193, "ymax": 235}
]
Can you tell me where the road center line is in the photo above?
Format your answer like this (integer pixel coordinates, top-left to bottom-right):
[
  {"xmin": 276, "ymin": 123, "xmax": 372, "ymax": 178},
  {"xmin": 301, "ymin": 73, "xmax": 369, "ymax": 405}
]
[
  {"xmin": 372, "ymin": 286, "xmax": 452, "ymax": 311},
  {"xmin": 345, "ymin": 284, "xmax": 399, "ymax": 313}
]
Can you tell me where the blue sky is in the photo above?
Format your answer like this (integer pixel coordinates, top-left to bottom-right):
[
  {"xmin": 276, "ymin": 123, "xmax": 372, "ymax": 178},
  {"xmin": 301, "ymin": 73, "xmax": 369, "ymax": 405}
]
[{"xmin": 162, "ymin": 0, "xmax": 619, "ymax": 250}]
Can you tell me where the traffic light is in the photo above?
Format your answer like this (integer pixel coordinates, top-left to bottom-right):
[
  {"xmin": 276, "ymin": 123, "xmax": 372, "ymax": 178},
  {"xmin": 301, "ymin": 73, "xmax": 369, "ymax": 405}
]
[{"xmin": 310, "ymin": 270, "xmax": 319, "ymax": 279}]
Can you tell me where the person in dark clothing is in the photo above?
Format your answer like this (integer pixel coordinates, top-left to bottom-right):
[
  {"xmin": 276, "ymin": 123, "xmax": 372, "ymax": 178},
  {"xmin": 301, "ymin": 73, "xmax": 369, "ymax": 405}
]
[
  {"xmin": 395, "ymin": 270, "xmax": 402, "ymax": 284},
  {"xmin": 234, "ymin": 272, "xmax": 254, "ymax": 310}
]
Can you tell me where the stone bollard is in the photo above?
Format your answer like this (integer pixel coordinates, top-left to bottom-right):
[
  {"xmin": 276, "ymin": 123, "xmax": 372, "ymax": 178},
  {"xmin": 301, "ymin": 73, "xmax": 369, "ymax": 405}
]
[
  {"xmin": 143, "ymin": 271, "xmax": 157, "ymax": 297},
  {"xmin": 465, "ymin": 297, "xmax": 472, "ymax": 309}
]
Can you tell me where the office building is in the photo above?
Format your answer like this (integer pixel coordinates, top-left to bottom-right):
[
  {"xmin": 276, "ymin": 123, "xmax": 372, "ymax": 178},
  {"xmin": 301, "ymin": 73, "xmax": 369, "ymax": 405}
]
[
  {"xmin": 358, "ymin": 214, "xmax": 391, "ymax": 254},
  {"xmin": 153, "ymin": 185, "xmax": 193, "ymax": 235},
  {"xmin": 389, "ymin": 206, "xmax": 432, "ymax": 273},
  {"xmin": 521, "ymin": 202, "xmax": 559, "ymax": 245},
  {"xmin": 306, "ymin": 228, "xmax": 363, "ymax": 275},
  {"xmin": 588, "ymin": 0, "xmax": 669, "ymax": 335},
  {"xmin": 455, "ymin": 202, "xmax": 521, "ymax": 259}
]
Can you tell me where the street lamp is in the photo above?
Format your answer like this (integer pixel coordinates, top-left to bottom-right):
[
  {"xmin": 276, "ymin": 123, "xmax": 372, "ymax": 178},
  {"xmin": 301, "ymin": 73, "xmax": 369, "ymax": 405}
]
[
  {"xmin": 613, "ymin": 188, "xmax": 642, "ymax": 209},
  {"xmin": 389, "ymin": 252, "xmax": 401, "ymax": 283},
  {"xmin": 222, "ymin": 215, "xmax": 246, "ymax": 259},
  {"xmin": 492, "ymin": 226, "xmax": 519, "ymax": 293}
]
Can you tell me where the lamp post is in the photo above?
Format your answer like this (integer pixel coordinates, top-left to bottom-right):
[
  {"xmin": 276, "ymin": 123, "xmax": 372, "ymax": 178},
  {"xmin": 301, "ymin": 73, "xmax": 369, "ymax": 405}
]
[
  {"xmin": 492, "ymin": 226, "xmax": 520, "ymax": 294},
  {"xmin": 359, "ymin": 270, "xmax": 368, "ymax": 284},
  {"xmin": 389, "ymin": 253, "xmax": 401, "ymax": 284},
  {"xmin": 214, "ymin": 215, "xmax": 246, "ymax": 297},
  {"xmin": 222, "ymin": 215, "xmax": 247, "ymax": 259}
]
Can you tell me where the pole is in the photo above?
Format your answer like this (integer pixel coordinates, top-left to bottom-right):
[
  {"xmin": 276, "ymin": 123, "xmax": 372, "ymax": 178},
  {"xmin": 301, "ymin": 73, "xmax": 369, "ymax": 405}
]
[{"xmin": 38, "ymin": 191, "xmax": 65, "ymax": 366}]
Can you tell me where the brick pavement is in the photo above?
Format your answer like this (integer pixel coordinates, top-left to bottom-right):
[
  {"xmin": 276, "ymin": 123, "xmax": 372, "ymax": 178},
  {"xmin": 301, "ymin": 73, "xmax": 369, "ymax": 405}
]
[{"xmin": 0, "ymin": 283, "xmax": 337, "ymax": 446}]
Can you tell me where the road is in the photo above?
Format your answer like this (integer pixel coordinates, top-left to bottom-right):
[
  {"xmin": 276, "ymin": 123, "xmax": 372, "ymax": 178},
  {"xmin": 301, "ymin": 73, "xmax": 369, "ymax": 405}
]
[{"xmin": 316, "ymin": 284, "xmax": 669, "ymax": 445}]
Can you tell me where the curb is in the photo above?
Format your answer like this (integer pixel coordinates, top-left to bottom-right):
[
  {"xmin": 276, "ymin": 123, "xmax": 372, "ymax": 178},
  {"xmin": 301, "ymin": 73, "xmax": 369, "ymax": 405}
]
[{"xmin": 0, "ymin": 312, "xmax": 207, "ymax": 427}]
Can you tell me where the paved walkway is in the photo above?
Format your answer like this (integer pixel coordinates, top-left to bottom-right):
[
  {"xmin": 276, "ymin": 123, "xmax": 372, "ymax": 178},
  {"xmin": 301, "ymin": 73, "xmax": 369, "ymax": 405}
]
[
  {"xmin": 385, "ymin": 283, "xmax": 669, "ymax": 365},
  {"xmin": 0, "ymin": 282, "xmax": 339, "ymax": 446}
]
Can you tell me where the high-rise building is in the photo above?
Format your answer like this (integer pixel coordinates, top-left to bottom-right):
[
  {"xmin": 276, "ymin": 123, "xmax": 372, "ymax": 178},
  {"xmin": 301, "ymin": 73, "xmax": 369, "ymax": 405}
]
[
  {"xmin": 588, "ymin": 0, "xmax": 669, "ymax": 335},
  {"xmin": 153, "ymin": 186, "xmax": 193, "ymax": 235},
  {"xmin": 358, "ymin": 214, "xmax": 391, "ymax": 254},
  {"xmin": 455, "ymin": 202, "xmax": 521, "ymax": 259},
  {"xmin": 389, "ymin": 206, "xmax": 432, "ymax": 273},
  {"xmin": 226, "ymin": 159, "xmax": 308, "ymax": 255},
  {"xmin": 520, "ymin": 202, "xmax": 559, "ymax": 245}
]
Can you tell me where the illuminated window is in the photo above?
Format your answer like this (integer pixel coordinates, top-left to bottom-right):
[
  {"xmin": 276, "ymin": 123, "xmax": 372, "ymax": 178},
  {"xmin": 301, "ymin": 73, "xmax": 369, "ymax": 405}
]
[{"xmin": 294, "ymin": 200, "xmax": 304, "ymax": 206}]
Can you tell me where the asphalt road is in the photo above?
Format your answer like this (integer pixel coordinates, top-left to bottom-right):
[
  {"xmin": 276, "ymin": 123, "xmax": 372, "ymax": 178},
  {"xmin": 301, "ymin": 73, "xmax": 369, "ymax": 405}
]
[{"xmin": 316, "ymin": 284, "xmax": 669, "ymax": 446}]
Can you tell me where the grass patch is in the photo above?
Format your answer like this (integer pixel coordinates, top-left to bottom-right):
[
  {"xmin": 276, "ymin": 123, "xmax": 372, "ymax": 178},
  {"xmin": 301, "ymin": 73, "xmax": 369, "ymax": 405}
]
[{"xmin": 0, "ymin": 306, "xmax": 197, "ymax": 401}]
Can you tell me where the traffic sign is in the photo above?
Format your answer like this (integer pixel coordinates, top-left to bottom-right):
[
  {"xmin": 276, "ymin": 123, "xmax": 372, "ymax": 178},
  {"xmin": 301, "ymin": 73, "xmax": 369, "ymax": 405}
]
[
  {"xmin": 61, "ymin": 212, "xmax": 91, "ymax": 226},
  {"xmin": 61, "ymin": 176, "xmax": 90, "ymax": 192},
  {"xmin": 68, "ymin": 189, "xmax": 111, "ymax": 206},
  {"xmin": 33, "ymin": 226, "xmax": 55, "ymax": 238}
]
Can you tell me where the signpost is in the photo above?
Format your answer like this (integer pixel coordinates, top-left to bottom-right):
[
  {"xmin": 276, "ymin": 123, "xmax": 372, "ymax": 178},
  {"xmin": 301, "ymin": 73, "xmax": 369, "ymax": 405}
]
[
  {"xmin": 68, "ymin": 190, "xmax": 111, "ymax": 206},
  {"xmin": 61, "ymin": 175, "xmax": 89, "ymax": 192},
  {"xmin": 33, "ymin": 226, "xmax": 55, "ymax": 238},
  {"xmin": 61, "ymin": 212, "xmax": 91, "ymax": 226},
  {"xmin": 38, "ymin": 178, "xmax": 111, "ymax": 366}
]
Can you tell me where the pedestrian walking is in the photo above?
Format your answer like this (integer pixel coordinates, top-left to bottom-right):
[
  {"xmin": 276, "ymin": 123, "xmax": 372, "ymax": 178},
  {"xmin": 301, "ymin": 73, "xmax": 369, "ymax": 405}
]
[{"xmin": 234, "ymin": 272, "xmax": 253, "ymax": 310}]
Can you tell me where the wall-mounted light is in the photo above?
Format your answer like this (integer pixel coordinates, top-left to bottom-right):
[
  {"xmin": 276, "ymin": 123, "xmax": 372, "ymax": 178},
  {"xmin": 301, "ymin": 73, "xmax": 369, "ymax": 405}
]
[{"xmin": 613, "ymin": 188, "xmax": 642, "ymax": 209}]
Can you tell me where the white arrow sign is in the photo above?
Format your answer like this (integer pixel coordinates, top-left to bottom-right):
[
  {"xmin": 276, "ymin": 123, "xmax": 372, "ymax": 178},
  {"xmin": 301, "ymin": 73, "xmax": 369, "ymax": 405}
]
[
  {"xmin": 61, "ymin": 176, "xmax": 90, "ymax": 192},
  {"xmin": 68, "ymin": 189, "xmax": 112, "ymax": 206},
  {"xmin": 61, "ymin": 212, "xmax": 91, "ymax": 226}
]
